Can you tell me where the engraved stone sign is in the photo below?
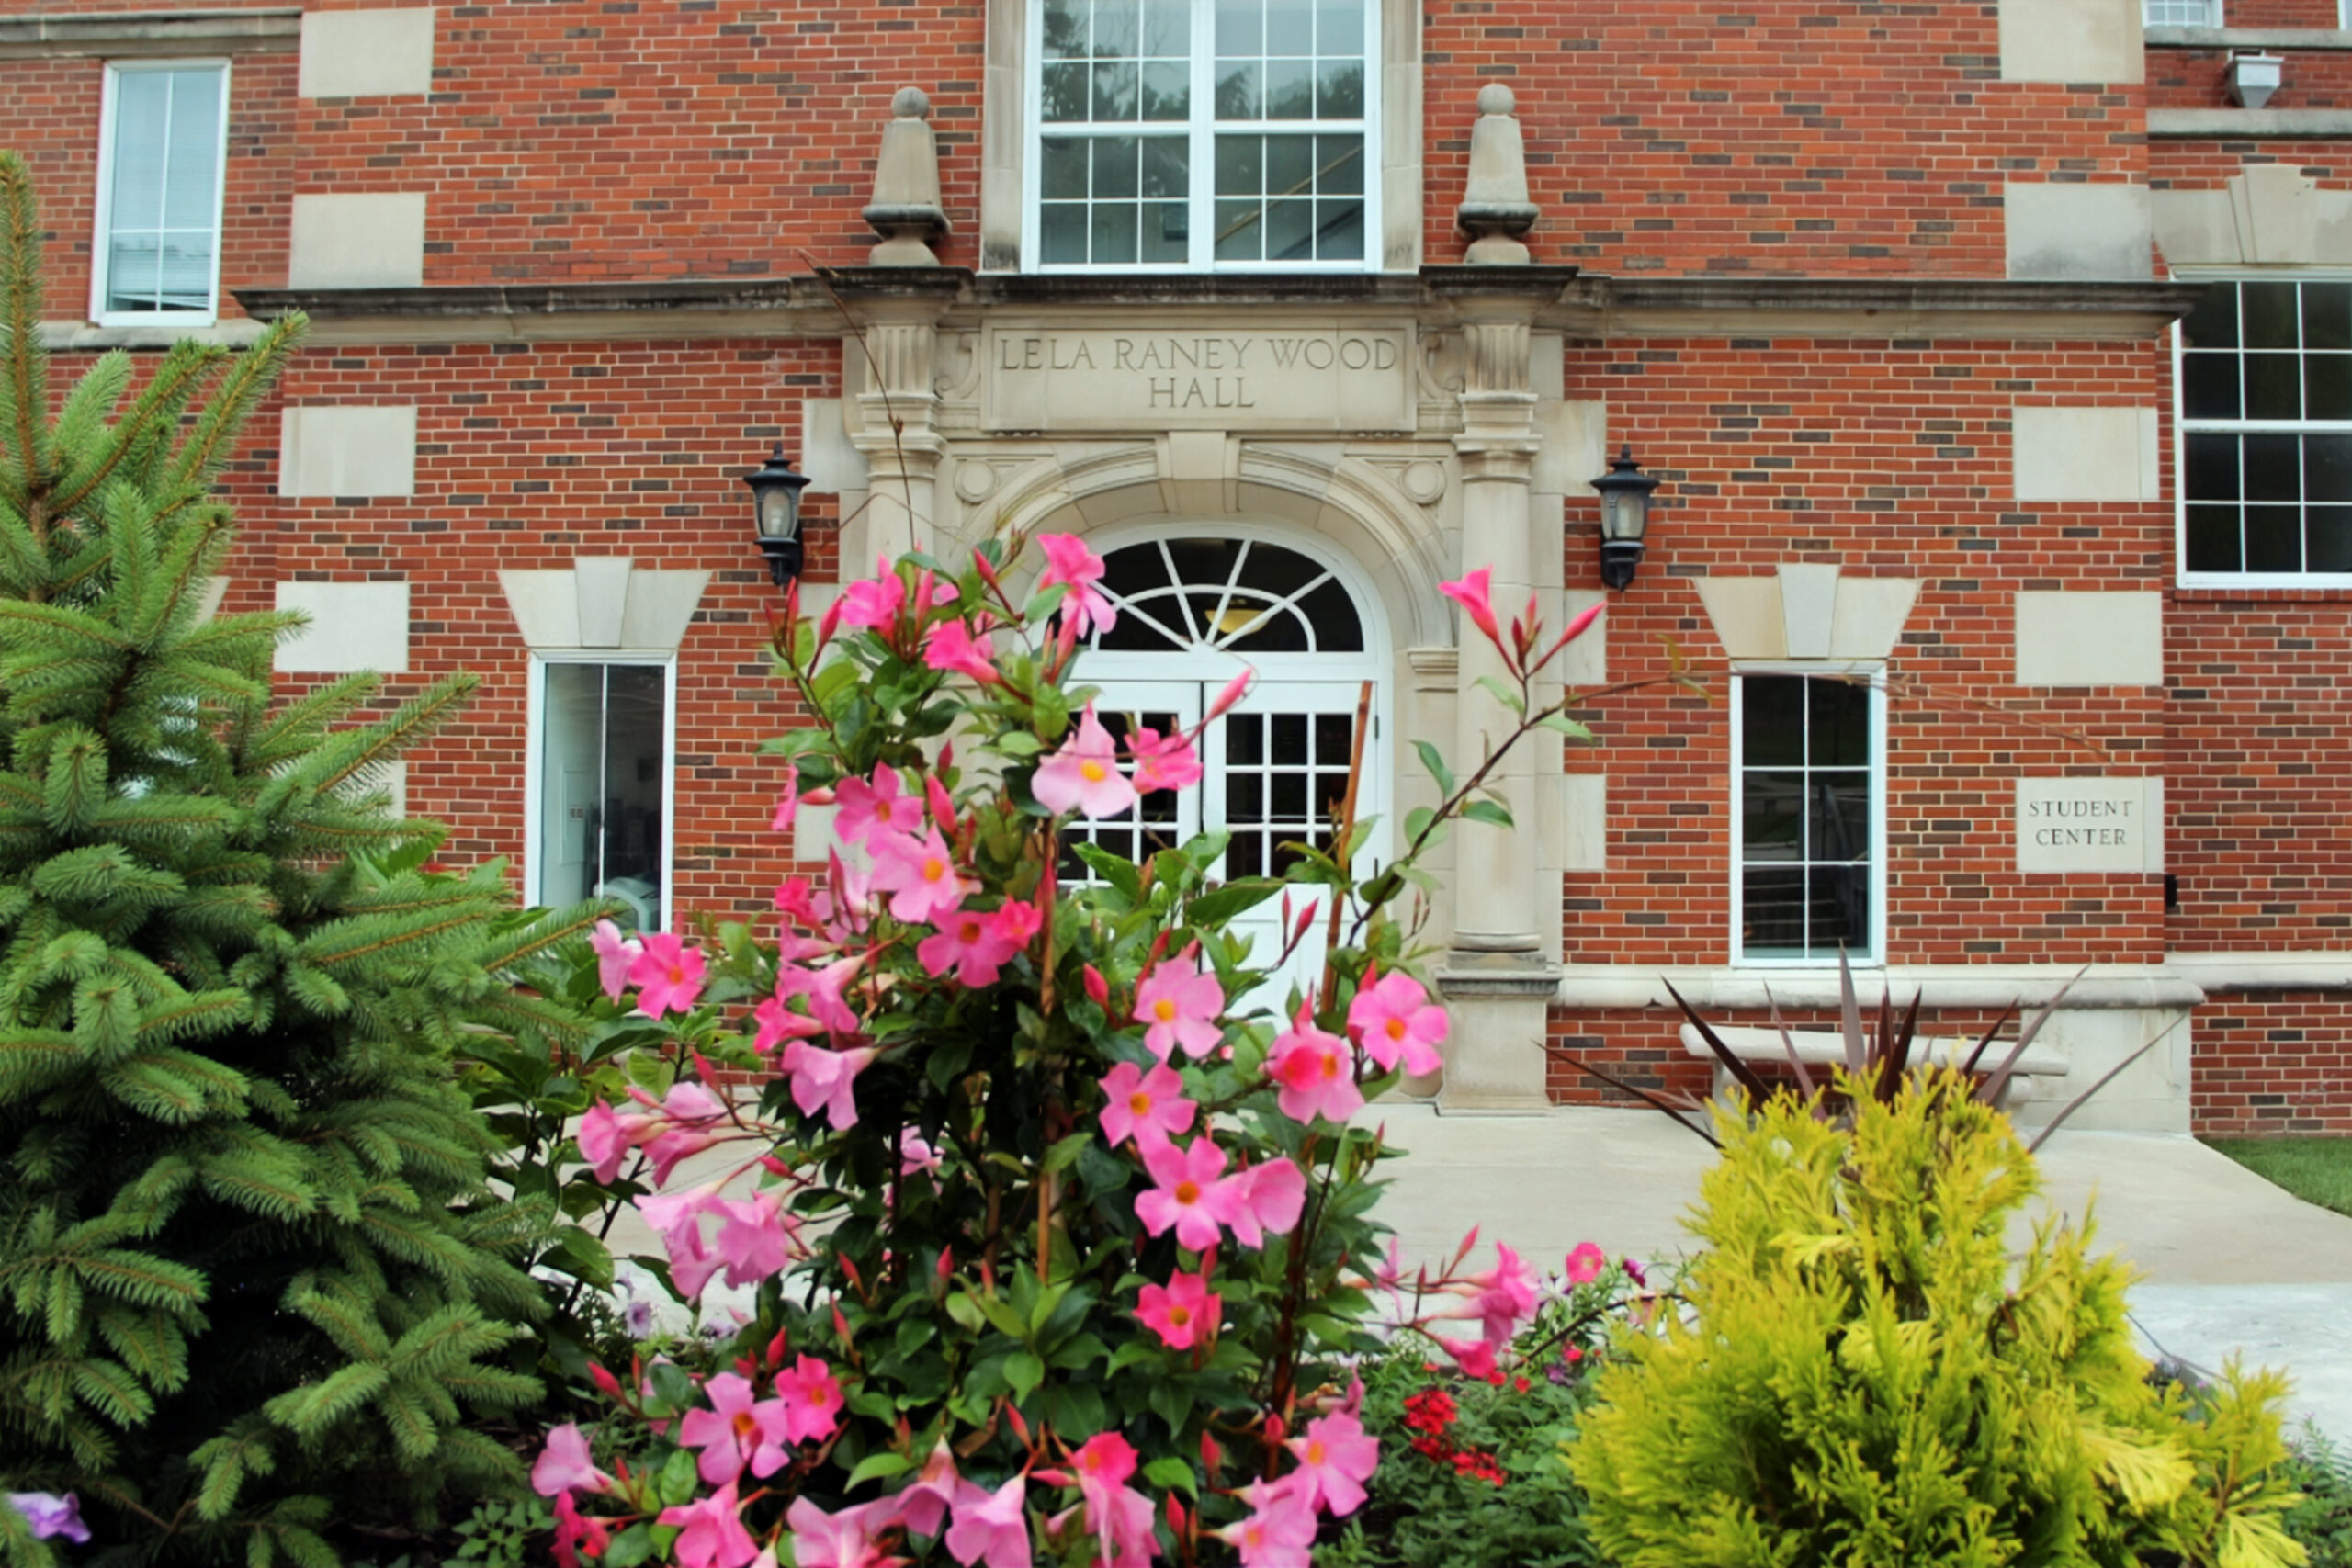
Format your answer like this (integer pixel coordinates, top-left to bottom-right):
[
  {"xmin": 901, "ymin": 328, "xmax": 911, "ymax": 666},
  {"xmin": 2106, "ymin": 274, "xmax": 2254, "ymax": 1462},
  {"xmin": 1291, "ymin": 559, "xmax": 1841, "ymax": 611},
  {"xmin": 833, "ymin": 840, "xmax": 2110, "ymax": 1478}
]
[
  {"xmin": 981, "ymin": 323, "xmax": 1416, "ymax": 433},
  {"xmin": 2014, "ymin": 777, "xmax": 2164, "ymax": 874}
]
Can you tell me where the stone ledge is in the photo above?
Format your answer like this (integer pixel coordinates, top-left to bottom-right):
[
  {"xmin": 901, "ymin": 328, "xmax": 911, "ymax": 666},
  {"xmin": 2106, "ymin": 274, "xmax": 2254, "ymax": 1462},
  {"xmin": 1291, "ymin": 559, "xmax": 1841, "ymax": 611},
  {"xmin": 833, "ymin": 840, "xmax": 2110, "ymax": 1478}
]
[
  {"xmin": 2150, "ymin": 107, "xmax": 2352, "ymax": 137},
  {"xmin": 0, "ymin": 7, "xmax": 298, "ymax": 58},
  {"xmin": 1554, "ymin": 964, "xmax": 2207, "ymax": 1011},
  {"xmin": 2161, "ymin": 952, "xmax": 2352, "ymax": 992},
  {"xmin": 2144, "ymin": 26, "xmax": 2352, "ymax": 51},
  {"xmin": 39, "ymin": 318, "xmax": 268, "ymax": 351}
]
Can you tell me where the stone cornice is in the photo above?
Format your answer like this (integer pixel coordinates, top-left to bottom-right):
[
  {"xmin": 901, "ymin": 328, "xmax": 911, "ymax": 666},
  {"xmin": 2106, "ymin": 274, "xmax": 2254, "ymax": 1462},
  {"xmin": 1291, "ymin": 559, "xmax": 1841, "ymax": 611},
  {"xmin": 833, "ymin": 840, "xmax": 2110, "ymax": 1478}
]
[
  {"xmin": 2143, "ymin": 25, "xmax": 2352, "ymax": 51},
  {"xmin": 2149, "ymin": 107, "xmax": 2352, "ymax": 137},
  {"xmin": 232, "ymin": 271, "xmax": 2201, "ymax": 346},
  {"xmin": 0, "ymin": 7, "xmax": 299, "ymax": 58}
]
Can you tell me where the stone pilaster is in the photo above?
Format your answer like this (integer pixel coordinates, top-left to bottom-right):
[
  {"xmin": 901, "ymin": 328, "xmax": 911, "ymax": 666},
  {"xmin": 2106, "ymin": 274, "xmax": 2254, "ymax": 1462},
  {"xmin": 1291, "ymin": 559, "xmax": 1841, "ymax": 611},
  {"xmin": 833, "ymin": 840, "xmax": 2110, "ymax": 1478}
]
[{"xmin": 831, "ymin": 273, "xmax": 968, "ymax": 565}]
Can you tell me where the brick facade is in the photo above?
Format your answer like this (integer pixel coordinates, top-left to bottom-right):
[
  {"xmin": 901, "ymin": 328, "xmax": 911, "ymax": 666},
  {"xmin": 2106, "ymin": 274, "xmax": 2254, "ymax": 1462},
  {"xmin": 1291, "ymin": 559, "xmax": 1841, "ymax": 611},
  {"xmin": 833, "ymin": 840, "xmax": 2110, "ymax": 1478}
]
[{"xmin": 4, "ymin": 0, "xmax": 2346, "ymax": 1135}]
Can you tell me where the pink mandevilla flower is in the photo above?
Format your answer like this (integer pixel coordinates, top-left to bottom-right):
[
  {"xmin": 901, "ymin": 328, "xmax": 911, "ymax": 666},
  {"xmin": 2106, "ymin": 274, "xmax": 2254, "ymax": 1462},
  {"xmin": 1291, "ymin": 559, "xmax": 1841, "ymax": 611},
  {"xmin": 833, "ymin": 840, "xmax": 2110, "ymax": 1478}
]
[
  {"xmin": 636, "ymin": 1187, "xmax": 729, "ymax": 1300},
  {"xmin": 1036, "ymin": 532, "xmax": 1117, "ymax": 635},
  {"xmin": 919, "ymin": 900, "xmax": 1043, "ymax": 987},
  {"xmin": 1565, "ymin": 1240, "xmax": 1609, "ymax": 1285},
  {"xmin": 589, "ymin": 919, "xmax": 641, "ymax": 1003},
  {"xmin": 679, "ymin": 1371, "xmax": 793, "ymax": 1485},
  {"xmin": 925, "ymin": 616, "xmax": 1001, "ymax": 683},
  {"xmin": 1212, "ymin": 1476, "xmax": 1317, "ymax": 1567},
  {"xmin": 896, "ymin": 1438, "xmax": 962, "ymax": 1538},
  {"xmin": 871, "ymin": 825, "xmax": 978, "ymax": 926},
  {"xmin": 629, "ymin": 1079, "xmax": 730, "ymax": 1184},
  {"xmin": 1032, "ymin": 705, "xmax": 1138, "ymax": 819},
  {"xmin": 529, "ymin": 1423, "xmax": 612, "ymax": 1497},
  {"xmin": 1439, "ymin": 567, "xmax": 1502, "ymax": 647},
  {"xmin": 1130, "ymin": 958, "xmax": 1224, "ymax": 1061},
  {"xmin": 628, "ymin": 931, "xmax": 707, "ymax": 1018},
  {"xmin": 775, "ymin": 1353, "xmax": 846, "ymax": 1445},
  {"xmin": 787, "ymin": 1497, "xmax": 905, "ymax": 1568},
  {"xmin": 836, "ymin": 761, "xmax": 927, "ymax": 849},
  {"xmin": 1464, "ymin": 1242, "xmax": 1540, "ymax": 1348},
  {"xmin": 1097, "ymin": 1060, "xmax": 1195, "ymax": 1149},
  {"xmin": 659, "ymin": 1481, "xmax": 761, "ymax": 1568},
  {"xmin": 1126, "ymin": 726, "xmax": 1202, "ymax": 794},
  {"xmin": 899, "ymin": 1129, "xmax": 944, "ymax": 1178},
  {"xmin": 1224, "ymin": 1156, "xmax": 1307, "ymax": 1249},
  {"xmin": 577, "ymin": 1100, "xmax": 629, "ymax": 1183},
  {"xmin": 1135, "ymin": 1269, "xmax": 1221, "ymax": 1350},
  {"xmin": 1346, "ymin": 971, "xmax": 1449, "ymax": 1077},
  {"xmin": 772, "ymin": 761, "xmax": 801, "ymax": 833},
  {"xmin": 552, "ymin": 1492, "xmax": 611, "ymax": 1568},
  {"xmin": 781, "ymin": 1041, "xmax": 879, "ymax": 1132},
  {"xmin": 837, "ymin": 561, "xmax": 908, "ymax": 632},
  {"xmin": 1268, "ymin": 1008, "xmax": 1363, "ymax": 1125},
  {"xmin": 1288, "ymin": 1409, "xmax": 1380, "ymax": 1517},
  {"xmin": 945, "ymin": 1473, "xmax": 1032, "ymax": 1568},
  {"xmin": 1135, "ymin": 1135, "xmax": 1241, "ymax": 1252}
]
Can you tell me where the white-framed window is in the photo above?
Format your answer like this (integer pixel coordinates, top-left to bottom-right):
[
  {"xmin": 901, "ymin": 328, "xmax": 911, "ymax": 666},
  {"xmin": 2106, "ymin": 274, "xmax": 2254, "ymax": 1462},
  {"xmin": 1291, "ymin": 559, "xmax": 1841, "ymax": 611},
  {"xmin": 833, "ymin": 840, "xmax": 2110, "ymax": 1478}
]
[
  {"xmin": 90, "ymin": 61, "xmax": 231, "ymax": 326},
  {"xmin": 2176, "ymin": 278, "xmax": 2352, "ymax": 584},
  {"xmin": 525, "ymin": 656, "xmax": 676, "ymax": 931},
  {"xmin": 1025, "ymin": 0, "xmax": 1377, "ymax": 271},
  {"xmin": 1731, "ymin": 669, "xmax": 1885, "ymax": 966},
  {"xmin": 2143, "ymin": 0, "xmax": 2219, "ymax": 24}
]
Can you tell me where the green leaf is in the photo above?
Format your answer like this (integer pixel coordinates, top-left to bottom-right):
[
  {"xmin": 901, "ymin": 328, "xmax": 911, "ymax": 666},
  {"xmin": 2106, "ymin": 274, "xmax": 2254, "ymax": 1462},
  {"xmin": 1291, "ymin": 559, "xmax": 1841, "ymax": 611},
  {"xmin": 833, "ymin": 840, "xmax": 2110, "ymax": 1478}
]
[
  {"xmin": 1043, "ymin": 1132, "xmax": 1094, "ymax": 1176},
  {"xmin": 1411, "ymin": 739, "xmax": 1456, "ymax": 795},
  {"xmin": 1460, "ymin": 798, "xmax": 1514, "ymax": 829},
  {"xmin": 603, "ymin": 1525, "xmax": 655, "ymax": 1568},
  {"xmin": 1184, "ymin": 879, "xmax": 1283, "ymax": 926},
  {"xmin": 1004, "ymin": 1349, "xmax": 1046, "ymax": 1399},
  {"xmin": 1474, "ymin": 675, "xmax": 1527, "ymax": 716},
  {"xmin": 1537, "ymin": 710, "xmax": 1594, "ymax": 742},
  {"xmin": 845, "ymin": 1451, "xmax": 915, "ymax": 1489},
  {"xmin": 1144, "ymin": 1456, "xmax": 1199, "ymax": 1498},
  {"xmin": 944, "ymin": 1292, "xmax": 987, "ymax": 1333}
]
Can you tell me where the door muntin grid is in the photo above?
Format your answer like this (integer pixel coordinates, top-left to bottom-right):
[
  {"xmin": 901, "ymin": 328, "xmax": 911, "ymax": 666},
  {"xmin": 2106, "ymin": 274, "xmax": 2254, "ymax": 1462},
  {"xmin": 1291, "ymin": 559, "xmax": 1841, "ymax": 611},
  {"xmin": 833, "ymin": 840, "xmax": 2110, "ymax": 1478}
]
[{"xmin": 1087, "ymin": 536, "xmax": 1365, "ymax": 656}]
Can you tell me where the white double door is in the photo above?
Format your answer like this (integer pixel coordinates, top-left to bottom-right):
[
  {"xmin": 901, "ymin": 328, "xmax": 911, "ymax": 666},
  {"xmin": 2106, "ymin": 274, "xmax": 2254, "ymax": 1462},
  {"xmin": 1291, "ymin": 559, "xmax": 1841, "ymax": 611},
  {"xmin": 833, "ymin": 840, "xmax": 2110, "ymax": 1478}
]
[{"xmin": 1064, "ymin": 678, "xmax": 1381, "ymax": 1011}]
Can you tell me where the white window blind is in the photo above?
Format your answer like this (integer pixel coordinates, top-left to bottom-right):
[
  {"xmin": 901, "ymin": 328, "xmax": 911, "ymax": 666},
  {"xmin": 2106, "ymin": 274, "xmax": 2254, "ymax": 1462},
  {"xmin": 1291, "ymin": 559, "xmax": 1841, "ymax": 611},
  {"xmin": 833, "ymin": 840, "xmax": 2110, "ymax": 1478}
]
[{"xmin": 93, "ymin": 62, "xmax": 229, "ymax": 324}]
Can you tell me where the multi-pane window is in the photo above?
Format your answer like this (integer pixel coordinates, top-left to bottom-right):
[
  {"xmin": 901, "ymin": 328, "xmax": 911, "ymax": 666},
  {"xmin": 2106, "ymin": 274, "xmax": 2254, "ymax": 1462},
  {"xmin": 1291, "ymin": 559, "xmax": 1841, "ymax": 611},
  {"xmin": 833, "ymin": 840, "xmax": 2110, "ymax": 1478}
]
[
  {"xmin": 2178, "ymin": 280, "xmax": 2352, "ymax": 581},
  {"xmin": 1032, "ymin": 0, "xmax": 1374, "ymax": 269},
  {"xmin": 1734, "ymin": 674, "xmax": 1882, "ymax": 964},
  {"xmin": 533, "ymin": 660, "xmax": 672, "ymax": 931},
  {"xmin": 92, "ymin": 62, "xmax": 229, "ymax": 325},
  {"xmin": 2143, "ymin": 0, "xmax": 2219, "ymax": 23}
]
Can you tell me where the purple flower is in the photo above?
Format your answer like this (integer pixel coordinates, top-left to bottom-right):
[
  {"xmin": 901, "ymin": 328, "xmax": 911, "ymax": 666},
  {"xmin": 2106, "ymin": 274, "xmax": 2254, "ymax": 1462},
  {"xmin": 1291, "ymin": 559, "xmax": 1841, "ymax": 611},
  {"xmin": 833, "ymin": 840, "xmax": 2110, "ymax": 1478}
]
[
  {"xmin": 8, "ymin": 1493, "xmax": 90, "ymax": 1543},
  {"xmin": 623, "ymin": 1298, "xmax": 655, "ymax": 1337}
]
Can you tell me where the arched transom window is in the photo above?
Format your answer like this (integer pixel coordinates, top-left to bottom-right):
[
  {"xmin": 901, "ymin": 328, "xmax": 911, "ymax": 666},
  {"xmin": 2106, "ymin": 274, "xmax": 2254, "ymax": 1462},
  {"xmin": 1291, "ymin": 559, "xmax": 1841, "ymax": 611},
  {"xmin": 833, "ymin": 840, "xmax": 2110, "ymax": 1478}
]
[{"xmin": 1089, "ymin": 536, "xmax": 1365, "ymax": 655}]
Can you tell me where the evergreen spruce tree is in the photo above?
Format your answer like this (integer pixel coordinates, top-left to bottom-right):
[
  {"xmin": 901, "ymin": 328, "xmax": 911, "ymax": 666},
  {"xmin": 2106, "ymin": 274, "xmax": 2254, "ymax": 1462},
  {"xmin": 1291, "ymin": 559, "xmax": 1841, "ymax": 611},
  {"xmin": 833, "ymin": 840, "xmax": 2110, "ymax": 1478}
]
[{"xmin": 0, "ymin": 152, "xmax": 596, "ymax": 1563}]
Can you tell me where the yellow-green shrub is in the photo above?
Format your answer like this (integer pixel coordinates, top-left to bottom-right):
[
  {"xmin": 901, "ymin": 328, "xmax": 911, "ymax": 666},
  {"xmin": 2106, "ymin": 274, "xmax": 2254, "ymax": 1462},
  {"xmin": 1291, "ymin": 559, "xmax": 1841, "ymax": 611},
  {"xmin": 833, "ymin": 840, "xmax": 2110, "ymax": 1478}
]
[{"xmin": 1568, "ymin": 1070, "xmax": 2306, "ymax": 1568}]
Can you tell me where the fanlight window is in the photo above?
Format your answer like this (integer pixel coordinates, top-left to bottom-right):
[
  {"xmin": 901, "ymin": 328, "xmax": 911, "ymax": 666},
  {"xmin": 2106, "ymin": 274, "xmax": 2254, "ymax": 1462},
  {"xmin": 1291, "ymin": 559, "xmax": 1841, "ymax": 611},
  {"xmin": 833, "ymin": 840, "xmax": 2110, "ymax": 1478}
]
[{"xmin": 1088, "ymin": 536, "xmax": 1364, "ymax": 654}]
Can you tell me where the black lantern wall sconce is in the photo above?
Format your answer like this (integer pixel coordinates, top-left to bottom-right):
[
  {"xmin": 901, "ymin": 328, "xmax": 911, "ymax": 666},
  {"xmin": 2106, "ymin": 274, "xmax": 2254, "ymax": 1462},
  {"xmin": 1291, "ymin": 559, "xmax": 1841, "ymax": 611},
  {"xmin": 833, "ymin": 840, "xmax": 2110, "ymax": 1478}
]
[
  {"xmin": 743, "ymin": 446, "xmax": 814, "ymax": 587},
  {"xmin": 1588, "ymin": 445, "xmax": 1661, "ymax": 591}
]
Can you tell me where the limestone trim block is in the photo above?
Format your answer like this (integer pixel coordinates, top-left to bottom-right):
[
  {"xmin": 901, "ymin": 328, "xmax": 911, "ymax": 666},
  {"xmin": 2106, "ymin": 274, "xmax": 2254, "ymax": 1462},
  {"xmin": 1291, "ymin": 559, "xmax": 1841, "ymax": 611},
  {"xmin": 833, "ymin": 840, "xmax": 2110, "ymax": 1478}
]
[
  {"xmin": 274, "ymin": 580, "xmax": 410, "ymax": 673},
  {"xmin": 1996, "ymin": 0, "xmax": 2143, "ymax": 84},
  {"xmin": 1551, "ymin": 772, "xmax": 1606, "ymax": 873},
  {"xmin": 277, "ymin": 405, "xmax": 417, "ymax": 498},
  {"xmin": 2012, "ymin": 590, "xmax": 2164, "ymax": 686},
  {"xmin": 2153, "ymin": 165, "xmax": 2352, "ymax": 266},
  {"xmin": 498, "ymin": 559, "xmax": 712, "ymax": 652},
  {"xmin": 288, "ymin": 192, "xmax": 426, "ymax": 289},
  {"xmin": 297, "ymin": 7, "xmax": 434, "ymax": 98},
  {"xmin": 2004, "ymin": 182, "xmax": 2153, "ymax": 281},
  {"xmin": 2011, "ymin": 406, "xmax": 2160, "ymax": 502},
  {"xmin": 2015, "ymin": 775, "xmax": 2165, "ymax": 874},
  {"xmin": 1690, "ymin": 563, "xmax": 1922, "ymax": 662},
  {"xmin": 798, "ymin": 399, "xmax": 870, "ymax": 497}
]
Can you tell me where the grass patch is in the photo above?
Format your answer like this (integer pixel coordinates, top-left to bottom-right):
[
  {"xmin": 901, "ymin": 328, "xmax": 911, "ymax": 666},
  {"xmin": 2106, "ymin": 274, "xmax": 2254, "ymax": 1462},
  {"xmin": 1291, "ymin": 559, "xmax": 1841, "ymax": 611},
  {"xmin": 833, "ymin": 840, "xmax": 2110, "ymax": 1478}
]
[{"xmin": 2202, "ymin": 1137, "xmax": 2352, "ymax": 1220}]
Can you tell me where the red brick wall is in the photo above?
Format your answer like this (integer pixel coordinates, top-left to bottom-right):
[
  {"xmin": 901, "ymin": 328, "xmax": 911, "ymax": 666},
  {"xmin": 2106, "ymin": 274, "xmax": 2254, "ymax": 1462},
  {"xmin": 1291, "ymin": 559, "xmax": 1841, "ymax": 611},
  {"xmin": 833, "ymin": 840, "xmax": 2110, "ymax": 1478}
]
[
  {"xmin": 1423, "ymin": 0, "xmax": 2146, "ymax": 276},
  {"xmin": 2150, "ymin": 51, "xmax": 2352, "ymax": 115},
  {"xmin": 204, "ymin": 335, "xmax": 843, "ymax": 921},
  {"xmin": 1554, "ymin": 335, "xmax": 2171, "ymax": 971},
  {"xmin": 2193, "ymin": 992, "xmax": 2352, "ymax": 1135}
]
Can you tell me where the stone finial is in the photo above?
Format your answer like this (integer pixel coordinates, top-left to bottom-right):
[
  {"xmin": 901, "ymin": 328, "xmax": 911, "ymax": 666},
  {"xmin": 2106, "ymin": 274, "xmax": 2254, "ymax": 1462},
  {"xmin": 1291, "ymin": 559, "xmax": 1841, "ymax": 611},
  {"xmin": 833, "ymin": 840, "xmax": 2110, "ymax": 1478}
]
[
  {"xmin": 1456, "ymin": 82, "xmax": 1539, "ymax": 265},
  {"xmin": 864, "ymin": 86, "xmax": 950, "ymax": 266}
]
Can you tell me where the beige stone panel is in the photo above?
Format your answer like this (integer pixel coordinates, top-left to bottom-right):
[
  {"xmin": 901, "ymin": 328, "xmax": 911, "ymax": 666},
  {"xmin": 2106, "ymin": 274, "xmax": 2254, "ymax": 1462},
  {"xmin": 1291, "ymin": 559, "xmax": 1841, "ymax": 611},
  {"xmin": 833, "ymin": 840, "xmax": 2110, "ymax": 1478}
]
[
  {"xmin": 1555, "ymin": 772, "xmax": 1606, "ymax": 873},
  {"xmin": 1162, "ymin": 430, "xmax": 1229, "ymax": 517},
  {"xmin": 2013, "ymin": 590, "xmax": 2164, "ymax": 686},
  {"xmin": 2314, "ymin": 202, "xmax": 2352, "ymax": 268},
  {"xmin": 573, "ymin": 558, "xmax": 632, "ymax": 649},
  {"xmin": 196, "ymin": 576, "xmax": 230, "ymax": 622},
  {"xmin": 1691, "ymin": 576, "xmax": 1785, "ymax": 660},
  {"xmin": 2007, "ymin": 1007, "xmax": 2191, "ymax": 1134},
  {"xmin": 355, "ymin": 758, "xmax": 407, "ymax": 818},
  {"xmin": 274, "ymin": 580, "xmax": 410, "ymax": 673},
  {"xmin": 1826, "ymin": 577, "xmax": 1922, "ymax": 661},
  {"xmin": 299, "ymin": 6, "xmax": 435, "ymax": 97},
  {"xmin": 1530, "ymin": 399, "xmax": 1607, "ymax": 499},
  {"xmin": 288, "ymin": 192, "xmax": 425, "ymax": 288},
  {"xmin": 2011, "ymin": 405, "xmax": 2159, "ymax": 502},
  {"xmin": 2152, "ymin": 188, "xmax": 2240, "ymax": 267},
  {"xmin": 2231, "ymin": 164, "xmax": 2318, "ymax": 265},
  {"xmin": 798, "ymin": 399, "xmax": 868, "ymax": 495},
  {"xmin": 2016, "ymin": 776, "xmax": 2165, "ymax": 874},
  {"xmin": 1996, "ymin": 0, "xmax": 2141, "ymax": 84},
  {"xmin": 277, "ymin": 405, "xmax": 417, "ymax": 498},
  {"xmin": 1557, "ymin": 589, "xmax": 1607, "ymax": 686},
  {"xmin": 1778, "ymin": 562, "xmax": 1839, "ymax": 660},
  {"xmin": 2004, "ymin": 182, "xmax": 2152, "ymax": 281},
  {"xmin": 1378, "ymin": 0, "xmax": 1420, "ymax": 270},
  {"xmin": 616, "ymin": 570, "xmax": 710, "ymax": 651},
  {"xmin": 499, "ymin": 570, "xmax": 580, "ymax": 649}
]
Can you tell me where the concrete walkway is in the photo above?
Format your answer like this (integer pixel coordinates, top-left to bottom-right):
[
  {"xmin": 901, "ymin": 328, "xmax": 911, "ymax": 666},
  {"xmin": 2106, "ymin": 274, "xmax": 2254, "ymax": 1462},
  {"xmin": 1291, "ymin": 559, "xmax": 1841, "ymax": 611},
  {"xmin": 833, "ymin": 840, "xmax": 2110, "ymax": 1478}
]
[{"xmin": 1372, "ymin": 1104, "xmax": 2352, "ymax": 1443}]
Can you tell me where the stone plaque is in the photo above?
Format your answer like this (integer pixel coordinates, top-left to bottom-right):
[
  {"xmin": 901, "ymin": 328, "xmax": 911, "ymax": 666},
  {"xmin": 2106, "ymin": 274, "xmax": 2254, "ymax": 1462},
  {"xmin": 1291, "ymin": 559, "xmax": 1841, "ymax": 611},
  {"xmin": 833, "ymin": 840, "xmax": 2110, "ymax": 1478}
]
[
  {"xmin": 2015, "ymin": 777, "xmax": 2164, "ymax": 874},
  {"xmin": 981, "ymin": 323, "xmax": 1415, "ymax": 433}
]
